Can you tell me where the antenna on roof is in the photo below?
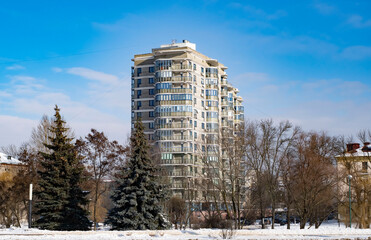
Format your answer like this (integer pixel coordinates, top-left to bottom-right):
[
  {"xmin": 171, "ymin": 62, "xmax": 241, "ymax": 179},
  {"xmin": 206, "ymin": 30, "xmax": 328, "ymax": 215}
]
[{"xmin": 171, "ymin": 39, "xmax": 177, "ymax": 44}]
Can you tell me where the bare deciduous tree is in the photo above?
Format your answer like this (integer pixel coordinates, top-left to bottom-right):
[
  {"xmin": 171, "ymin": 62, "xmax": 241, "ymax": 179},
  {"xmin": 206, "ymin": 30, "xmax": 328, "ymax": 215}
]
[{"xmin": 76, "ymin": 129, "xmax": 126, "ymax": 230}]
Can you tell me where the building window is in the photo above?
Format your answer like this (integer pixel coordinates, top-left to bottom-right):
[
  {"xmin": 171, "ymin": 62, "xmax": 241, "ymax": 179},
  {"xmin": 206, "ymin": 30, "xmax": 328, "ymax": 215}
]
[
  {"xmin": 131, "ymin": 112, "xmax": 134, "ymax": 118},
  {"xmin": 193, "ymin": 63, "xmax": 196, "ymax": 70},
  {"xmin": 194, "ymin": 86, "xmax": 196, "ymax": 93},
  {"xmin": 202, "ymin": 112, "xmax": 205, "ymax": 118},
  {"xmin": 149, "ymin": 78, "xmax": 154, "ymax": 84},
  {"xmin": 137, "ymin": 68, "xmax": 142, "ymax": 76},
  {"xmin": 194, "ymin": 132, "xmax": 198, "ymax": 139},
  {"xmin": 202, "ymin": 123, "xmax": 205, "ymax": 129},
  {"xmin": 149, "ymin": 111, "xmax": 154, "ymax": 117},
  {"xmin": 362, "ymin": 162, "xmax": 368, "ymax": 171},
  {"xmin": 149, "ymin": 89, "xmax": 154, "ymax": 95},
  {"xmin": 137, "ymin": 101, "xmax": 142, "ymax": 109},
  {"xmin": 137, "ymin": 79, "xmax": 141, "ymax": 87},
  {"xmin": 137, "ymin": 90, "xmax": 142, "ymax": 97},
  {"xmin": 201, "ymin": 67, "xmax": 204, "ymax": 73},
  {"xmin": 149, "ymin": 66, "xmax": 154, "ymax": 73},
  {"xmin": 149, "ymin": 122, "xmax": 154, "ymax": 129},
  {"xmin": 194, "ymin": 97, "xmax": 197, "ymax": 104},
  {"xmin": 194, "ymin": 121, "xmax": 197, "ymax": 127},
  {"xmin": 201, "ymin": 100, "xmax": 204, "ymax": 107},
  {"xmin": 149, "ymin": 100, "xmax": 154, "ymax": 106},
  {"xmin": 137, "ymin": 112, "xmax": 142, "ymax": 118}
]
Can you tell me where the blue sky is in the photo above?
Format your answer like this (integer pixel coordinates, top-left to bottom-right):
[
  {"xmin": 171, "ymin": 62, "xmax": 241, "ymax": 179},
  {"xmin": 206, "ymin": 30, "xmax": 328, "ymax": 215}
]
[{"xmin": 0, "ymin": 0, "xmax": 370, "ymax": 146}]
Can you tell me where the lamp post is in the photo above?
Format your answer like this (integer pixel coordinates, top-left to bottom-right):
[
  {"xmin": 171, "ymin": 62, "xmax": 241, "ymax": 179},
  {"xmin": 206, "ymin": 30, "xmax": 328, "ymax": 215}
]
[
  {"xmin": 348, "ymin": 175, "xmax": 352, "ymax": 228},
  {"xmin": 29, "ymin": 183, "xmax": 33, "ymax": 228}
]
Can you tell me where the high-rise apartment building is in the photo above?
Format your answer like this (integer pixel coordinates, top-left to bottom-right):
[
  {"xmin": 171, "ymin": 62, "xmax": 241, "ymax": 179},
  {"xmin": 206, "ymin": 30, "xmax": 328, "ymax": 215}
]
[{"xmin": 131, "ymin": 40, "xmax": 244, "ymax": 200}]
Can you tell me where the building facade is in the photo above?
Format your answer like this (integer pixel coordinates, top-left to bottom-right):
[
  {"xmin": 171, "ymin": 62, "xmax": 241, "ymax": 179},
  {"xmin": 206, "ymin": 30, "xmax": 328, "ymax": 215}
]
[
  {"xmin": 131, "ymin": 40, "xmax": 244, "ymax": 200},
  {"xmin": 335, "ymin": 143, "xmax": 370, "ymax": 228}
]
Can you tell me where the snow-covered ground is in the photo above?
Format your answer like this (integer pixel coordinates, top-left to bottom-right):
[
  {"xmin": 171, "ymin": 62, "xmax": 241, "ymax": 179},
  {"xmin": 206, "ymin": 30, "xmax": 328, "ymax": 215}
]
[{"xmin": 0, "ymin": 221, "xmax": 370, "ymax": 239}]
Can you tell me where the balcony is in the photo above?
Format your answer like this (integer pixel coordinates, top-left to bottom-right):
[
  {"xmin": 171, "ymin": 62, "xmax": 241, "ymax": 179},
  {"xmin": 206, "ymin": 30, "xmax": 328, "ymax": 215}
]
[
  {"xmin": 206, "ymin": 118, "xmax": 218, "ymax": 123},
  {"xmin": 205, "ymin": 84, "xmax": 218, "ymax": 89},
  {"xmin": 157, "ymin": 135, "xmax": 191, "ymax": 141},
  {"xmin": 160, "ymin": 159, "xmax": 193, "ymax": 165},
  {"xmin": 156, "ymin": 112, "xmax": 192, "ymax": 117},
  {"xmin": 221, "ymin": 80, "xmax": 228, "ymax": 86},
  {"xmin": 220, "ymin": 90, "xmax": 228, "ymax": 96},
  {"xmin": 222, "ymin": 122, "xmax": 232, "ymax": 128},
  {"xmin": 155, "ymin": 76, "xmax": 192, "ymax": 83},
  {"xmin": 171, "ymin": 64, "xmax": 192, "ymax": 71},
  {"xmin": 160, "ymin": 147, "xmax": 193, "ymax": 153},
  {"xmin": 157, "ymin": 100, "xmax": 192, "ymax": 105},
  {"xmin": 221, "ymin": 101, "xmax": 228, "ymax": 106},
  {"xmin": 170, "ymin": 183, "xmax": 196, "ymax": 189},
  {"xmin": 206, "ymin": 96, "xmax": 218, "ymax": 100},
  {"xmin": 156, "ymin": 123, "xmax": 191, "ymax": 129},
  {"xmin": 168, "ymin": 171, "xmax": 194, "ymax": 177},
  {"xmin": 221, "ymin": 112, "xmax": 229, "ymax": 117},
  {"xmin": 156, "ymin": 88, "xmax": 192, "ymax": 94}
]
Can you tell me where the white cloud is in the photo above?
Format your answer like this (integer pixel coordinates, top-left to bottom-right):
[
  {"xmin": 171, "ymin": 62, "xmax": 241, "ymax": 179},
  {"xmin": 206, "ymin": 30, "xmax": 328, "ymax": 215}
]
[
  {"xmin": 6, "ymin": 64, "xmax": 25, "ymax": 70},
  {"xmin": 313, "ymin": 3, "xmax": 336, "ymax": 15},
  {"xmin": 67, "ymin": 67, "xmax": 119, "ymax": 85},
  {"xmin": 0, "ymin": 115, "xmax": 37, "ymax": 147},
  {"xmin": 233, "ymin": 72, "xmax": 270, "ymax": 85},
  {"xmin": 243, "ymin": 34, "xmax": 339, "ymax": 57},
  {"xmin": 239, "ymin": 72, "xmax": 370, "ymax": 136},
  {"xmin": 340, "ymin": 45, "xmax": 371, "ymax": 60},
  {"xmin": 347, "ymin": 15, "xmax": 371, "ymax": 28},
  {"xmin": 52, "ymin": 67, "xmax": 62, "ymax": 72},
  {"xmin": 1, "ymin": 71, "xmax": 131, "ymax": 147},
  {"xmin": 229, "ymin": 3, "xmax": 286, "ymax": 20}
]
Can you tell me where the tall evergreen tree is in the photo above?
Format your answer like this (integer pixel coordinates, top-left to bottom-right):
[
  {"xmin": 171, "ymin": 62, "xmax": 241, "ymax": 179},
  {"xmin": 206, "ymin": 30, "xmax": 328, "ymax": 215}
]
[
  {"xmin": 34, "ymin": 106, "xmax": 90, "ymax": 230},
  {"xmin": 106, "ymin": 119, "xmax": 169, "ymax": 230}
]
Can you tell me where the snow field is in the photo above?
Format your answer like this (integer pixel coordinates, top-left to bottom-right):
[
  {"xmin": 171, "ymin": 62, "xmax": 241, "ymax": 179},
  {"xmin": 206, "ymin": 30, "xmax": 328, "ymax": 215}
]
[{"xmin": 0, "ymin": 222, "xmax": 370, "ymax": 239}]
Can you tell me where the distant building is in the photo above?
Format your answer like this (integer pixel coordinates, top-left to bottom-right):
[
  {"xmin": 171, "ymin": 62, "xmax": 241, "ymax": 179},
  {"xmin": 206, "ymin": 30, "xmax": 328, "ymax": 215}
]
[
  {"xmin": 0, "ymin": 152, "xmax": 23, "ymax": 180},
  {"xmin": 335, "ymin": 142, "xmax": 371, "ymax": 228}
]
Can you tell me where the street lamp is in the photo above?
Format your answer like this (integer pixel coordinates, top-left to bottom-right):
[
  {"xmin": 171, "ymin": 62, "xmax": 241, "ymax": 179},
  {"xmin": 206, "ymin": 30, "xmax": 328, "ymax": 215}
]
[
  {"xmin": 348, "ymin": 175, "xmax": 352, "ymax": 228},
  {"xmin": 29, "ymin": 183, "xmax": 33, "ymax": 228}
]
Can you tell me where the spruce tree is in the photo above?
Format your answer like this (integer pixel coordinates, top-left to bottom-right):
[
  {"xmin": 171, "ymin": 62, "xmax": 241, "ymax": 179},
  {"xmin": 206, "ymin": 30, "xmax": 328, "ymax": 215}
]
[
  {"xmin": 106, "ymin": 119, "xmax": 169, "ymax": 230},
  {"xmin": 34, "ymin": 106, "xmax": 90, "ymax": 230}
]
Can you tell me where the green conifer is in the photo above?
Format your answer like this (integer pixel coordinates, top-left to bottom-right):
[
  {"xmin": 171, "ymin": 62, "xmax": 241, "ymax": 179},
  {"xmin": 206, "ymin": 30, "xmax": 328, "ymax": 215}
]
[
  {"xmin": 34, "ymin": 106, "xmax": 90, "ymax": 230},
  {"xmin": 106, "ymin": 119, "xmax": 169, "ymax": 230}
]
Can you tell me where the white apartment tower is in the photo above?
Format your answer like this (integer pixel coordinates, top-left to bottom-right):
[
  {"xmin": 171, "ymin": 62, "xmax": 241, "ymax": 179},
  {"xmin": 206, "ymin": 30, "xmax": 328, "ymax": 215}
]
[{"xmin": 131, "ymin": 40, "xmax": 244, "ymax": 200}]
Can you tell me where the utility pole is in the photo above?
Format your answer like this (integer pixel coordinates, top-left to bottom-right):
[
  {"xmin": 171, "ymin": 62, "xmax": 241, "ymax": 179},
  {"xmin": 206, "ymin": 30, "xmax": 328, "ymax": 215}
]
[{"xmin": 29, "ymin": 183, "xmax": 33, "ymax": 228}]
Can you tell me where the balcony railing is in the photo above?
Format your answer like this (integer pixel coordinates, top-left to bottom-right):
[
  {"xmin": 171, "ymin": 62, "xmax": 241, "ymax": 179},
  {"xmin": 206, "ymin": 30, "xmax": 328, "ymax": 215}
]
[
  {"xmin": 157, "ymin": 135, "xmax": 191, "ymax": 141},
  {"xmin": 156, "ymin": 100, "xmax": 193, "ymax": 105},
  {"xmin": 220, "ymin": 90, "xmax": 228, "ymax": 96},
  {"xmin": 156, "ymin": 112, "xmax": 192, "ymax": 117},
  {"xmin": 155, "ymin": 76, "xmax": 192, "ymax": 83},
  {"xmin": 206, "ymin": 118, "xmax": 218, "ymax": 123},
  {"xmin": 170, "ymin": 65, "xmax": 192, "ymax": 70},
  {"xmin": 205, "ymin": 84, "xmax": 218, "ymax": 89},
  {"xmin": 160, "ymin": 159, "xmax": 193, "ymax": 165},
  {"xmin": 168, "ymin": 171, "xmax": 194, "ymax": 177},
  {"xmin": 155, "ymin": 123, "xmax": 191, "ymax": 129},
  {"xmin": 206, "ymin": 96, "xmax": 219, "ymax": 100},
  {"xmin": 160, "ymin": 147, "xmax": 193, "ymax": 153},
  {"xmin": 156, "ymin": 88, "xmax": 192, "ymax": 94}
]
